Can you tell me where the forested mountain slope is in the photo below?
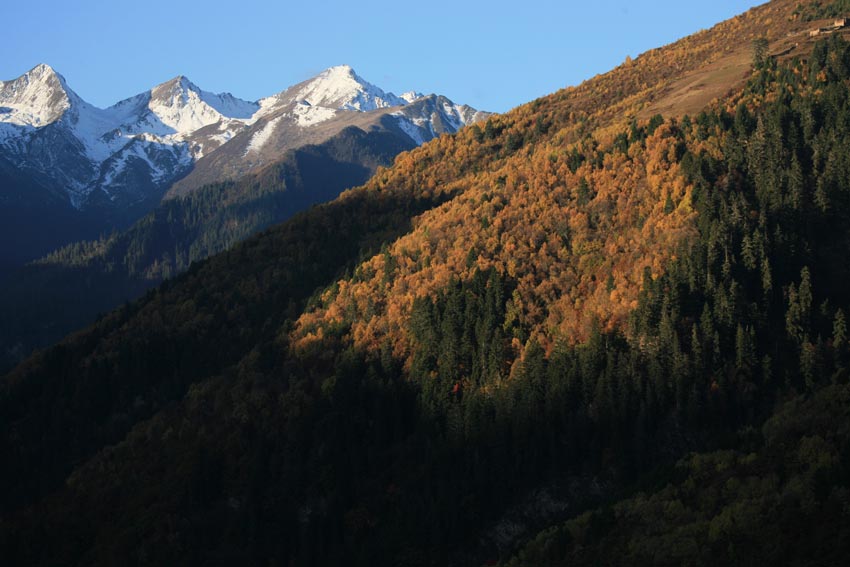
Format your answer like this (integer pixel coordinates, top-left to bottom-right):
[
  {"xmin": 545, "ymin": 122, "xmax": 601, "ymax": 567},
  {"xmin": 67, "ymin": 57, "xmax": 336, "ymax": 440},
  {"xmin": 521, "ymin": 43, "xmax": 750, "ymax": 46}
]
[
  {"xmin": 0, "ymin": 63, "xmax": 486, "ymax": 351},
  {"xmin": 0, "ymin": 125, "xmax": 415, "ymax": 372},
  {"xmin": 0, "ymin": 154, "xmax": 103, "ymax": 272},
  {"xmin": 3, "ymin": 1, "xmax": 850, "ymax": 565},
  {"xmin": 506, "ymin": 383, "xmax": 850, "ymax": 566},
  {"xmin": 0, "ymin": 65, "xmax": 488, "ymax": 371}
]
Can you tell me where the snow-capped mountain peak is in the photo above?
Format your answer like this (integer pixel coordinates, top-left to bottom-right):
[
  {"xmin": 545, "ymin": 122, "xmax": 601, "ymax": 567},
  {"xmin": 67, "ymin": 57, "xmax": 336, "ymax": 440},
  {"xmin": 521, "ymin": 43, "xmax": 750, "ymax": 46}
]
[
  {"xmin": 1, "ymin": 63, "xmax": 489, "ymax": 212},
  {"xmin": 25, "ymin": 63, "xmax": 63, "ymax": 85},
  {"xmin": 147, "ymin": 75, "xmax": 259, "ymax": 134},
  {"xmin": 290, "ymin": 65, "xmax": 406, "ymax": 111},
  {"xmin": 400, "ymin": 90, "xmax": 425, "ymax": 104},
  {"xmin": 0, "ymin": 63, "xmax": 73, "ymax": 127},
  {"xmin": 150, "ymin": 75, "xmax": 197, "ymax": 104}
]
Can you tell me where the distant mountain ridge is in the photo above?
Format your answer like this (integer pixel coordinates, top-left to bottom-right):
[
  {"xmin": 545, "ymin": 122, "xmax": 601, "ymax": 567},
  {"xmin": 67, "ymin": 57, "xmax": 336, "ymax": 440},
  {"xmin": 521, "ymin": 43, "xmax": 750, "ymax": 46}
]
[
  {"xmin": 0, "ymin": 63, "xmax": 486, "ymax": 211},
  {"xmin": 0, "ymin": 63, "xmax": 488, "ymax": 267},
  {"xmin": 165, "ymin": 65, "xmax": 488, "ymax": 197}
]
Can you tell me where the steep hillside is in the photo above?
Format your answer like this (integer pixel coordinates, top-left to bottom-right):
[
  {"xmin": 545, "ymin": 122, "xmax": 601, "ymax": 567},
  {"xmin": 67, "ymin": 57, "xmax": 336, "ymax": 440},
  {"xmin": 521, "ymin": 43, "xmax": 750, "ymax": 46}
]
[
  {"xmin": 290, "ymin": 0, "xmax": 834, "ymax": 360},
  {"xmin": 3, "ymin": 1, "xmax": 850, "ymax": 565},
  {"xmin": 0, "ymin": 155, "xmax": 103, "ymax": 270},
  {"xmin": 0, "ymin": 73, "xmax": 487, "ymax": 371},
  {"xmin": 0, "ymin": 125, "xmax": 416, "ymax": 372},
  {"xmin": 505, "ymin": 383, "xmax": 850, "ymax": 566}
]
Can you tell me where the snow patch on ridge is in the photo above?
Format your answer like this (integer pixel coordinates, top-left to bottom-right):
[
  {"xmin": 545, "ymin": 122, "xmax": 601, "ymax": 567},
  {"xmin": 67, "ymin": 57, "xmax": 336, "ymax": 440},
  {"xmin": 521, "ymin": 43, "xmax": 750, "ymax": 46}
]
[
  {"xmin": 393, "ymin": 115, "xmax": 426, "ymax": 145},
  {"xmin": 200, "ymin": 90, "xmax": 259, "ymax": 119},
  {"xmin": 245, "ymin": 116, "xmax": 283, "ymax": 155},
  {"xmin": 400, "ymin": 91, "xmax": 424, "ymax": 104},
  {"xmin": 440, "ymin": 101, "xmax": 464, "ymax": 131},
  {"xmin": 209, "ymin": 127, "xmax": 238, "ymax": 147},
  {"xmin": 291, "ymin": 101, "xmax": 337, "ymax": 127}
]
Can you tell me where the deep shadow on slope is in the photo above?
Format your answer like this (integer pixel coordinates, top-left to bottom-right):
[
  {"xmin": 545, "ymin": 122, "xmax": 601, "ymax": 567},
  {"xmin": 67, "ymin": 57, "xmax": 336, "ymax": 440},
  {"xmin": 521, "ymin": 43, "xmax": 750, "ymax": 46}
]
[
  {"xmin": 0, "ymin": 177, "xmax": 450, "ymax": 515},
  {"xmin": 505, "ymin": 383, "xmax": 850, "ymax": 567},
  {"xmin": 0, "ymin": 155, "xmax": 104, "ymax": 270},
  {"xmin": 0, "ymin": 126, "xmax": 415, "ymax": 373}
]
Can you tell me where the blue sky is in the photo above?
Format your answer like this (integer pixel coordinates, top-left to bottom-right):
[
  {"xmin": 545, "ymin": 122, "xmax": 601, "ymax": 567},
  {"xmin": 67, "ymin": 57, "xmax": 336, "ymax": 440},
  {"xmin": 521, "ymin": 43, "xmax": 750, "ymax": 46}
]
[{"xmin": 2, "ymin": 0, "xmax": 764, "ymax": 113}]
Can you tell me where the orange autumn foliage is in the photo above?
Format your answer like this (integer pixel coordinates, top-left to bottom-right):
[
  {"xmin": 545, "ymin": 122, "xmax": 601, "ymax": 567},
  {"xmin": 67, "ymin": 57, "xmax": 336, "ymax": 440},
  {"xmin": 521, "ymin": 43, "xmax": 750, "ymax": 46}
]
[{"xmin": 291, "ymin": 0, "xmax": 822, "ymax": 367}]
